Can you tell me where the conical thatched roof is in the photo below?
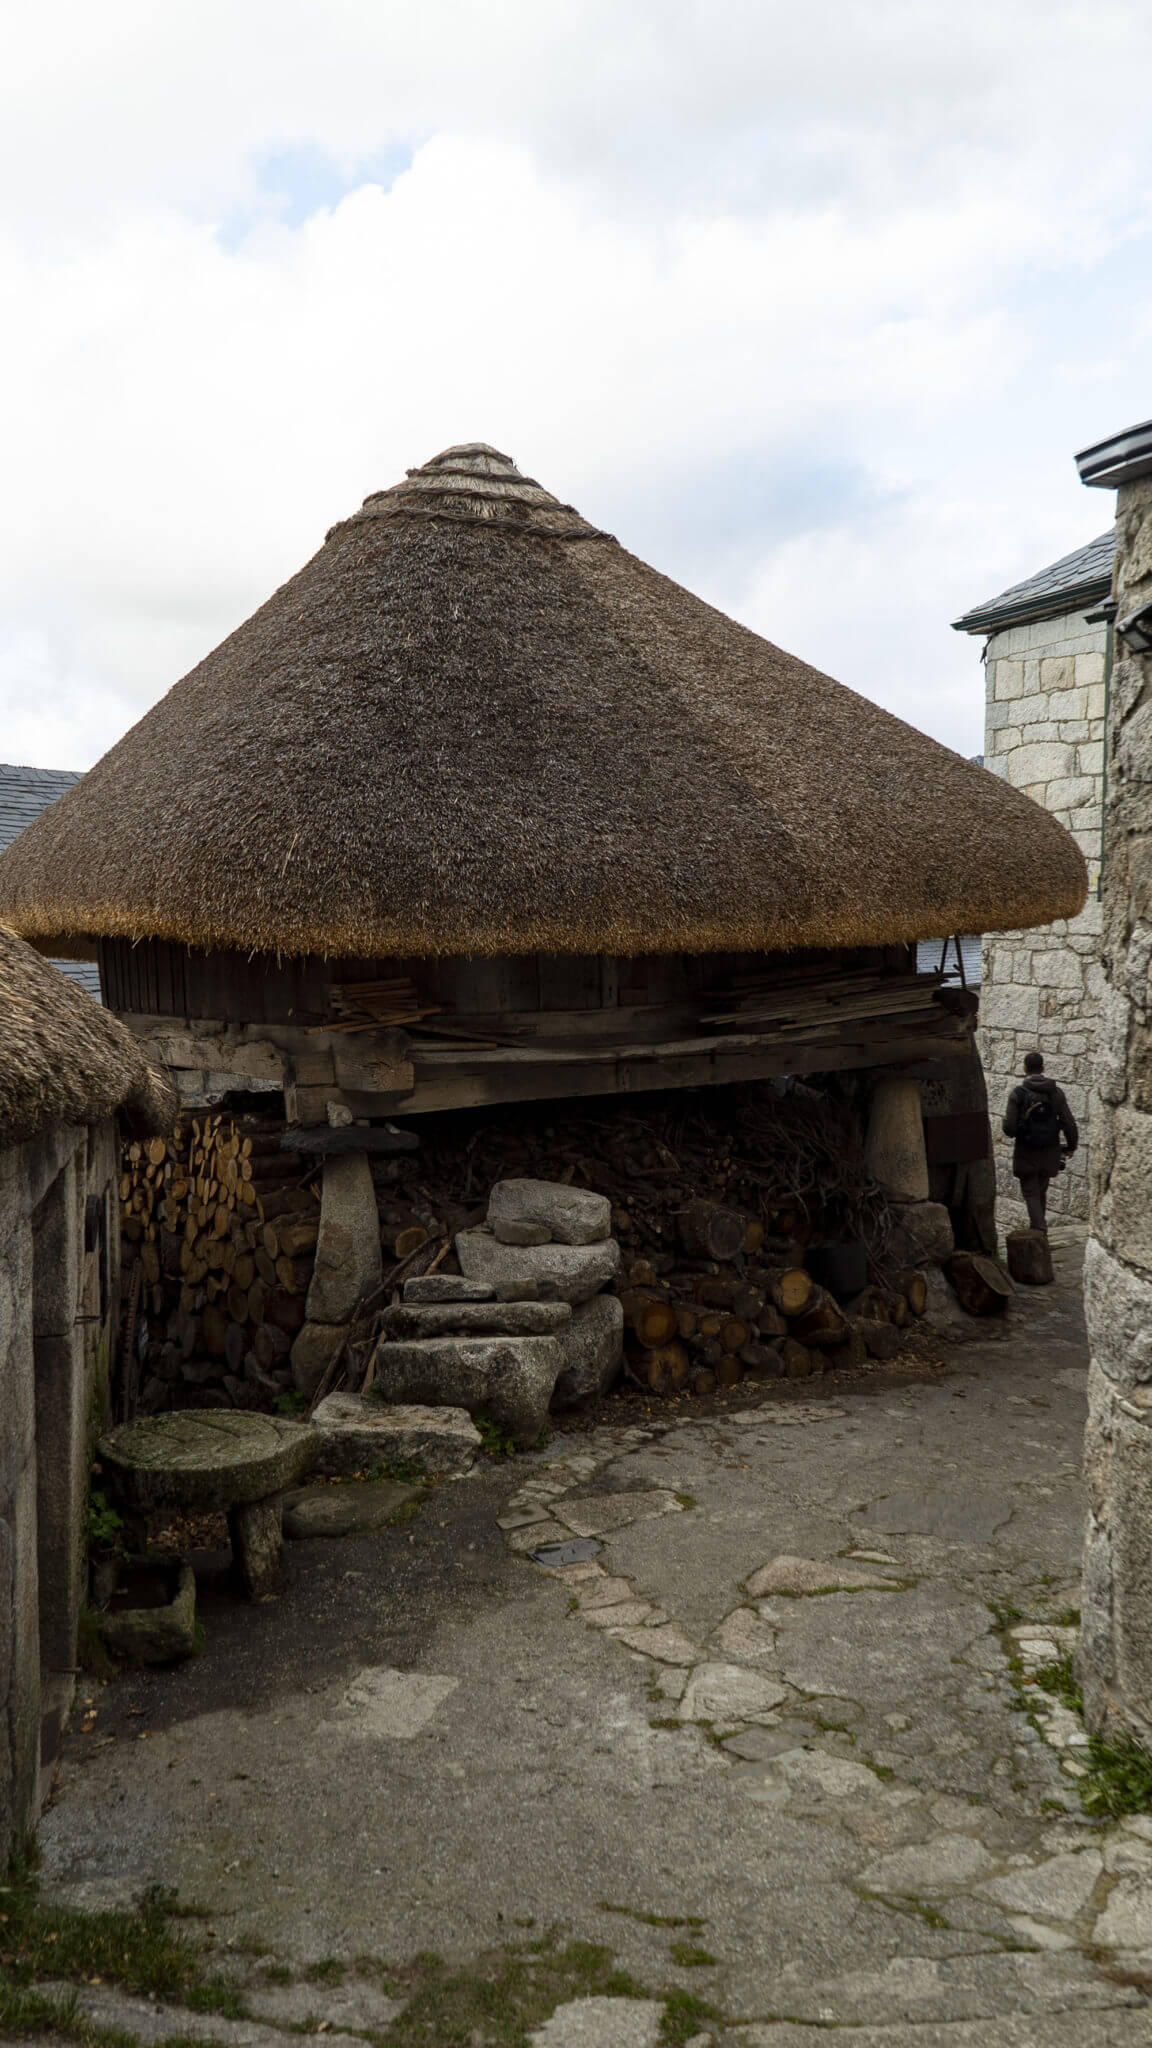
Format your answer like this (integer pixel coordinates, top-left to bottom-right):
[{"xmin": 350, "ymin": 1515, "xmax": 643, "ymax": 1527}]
[
  {"xmin": 0, "ymin": 924, "xmax": 176, "ymax": 1146},
  {"xmin": 0, "ymin": 444, "xmax": 1086, "ymax": 960}
]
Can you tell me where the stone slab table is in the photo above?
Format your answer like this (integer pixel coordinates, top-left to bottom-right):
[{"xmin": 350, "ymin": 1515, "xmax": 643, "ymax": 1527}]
[{"xmin": 96, "ymin": 1411, "xmax": 318, "ymax": 1598}]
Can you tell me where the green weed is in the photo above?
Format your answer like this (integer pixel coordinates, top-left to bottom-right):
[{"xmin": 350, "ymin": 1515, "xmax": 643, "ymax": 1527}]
[
  {"xmin": 303, "ymin": 1958, "xmax": 347, "ymax": 1985},
  {"xmin": 86, "ymin": 1491, "xmax": 124, "ymax": 1553},
  {"xmin": 660, "ymin": 1988, "xmax": 723, "ymax": 2043},
  {"xmin": 475, "ymin": 1416, "xmax": 518, "ymax": 1460},
  {"xmin": 0, "ymin": 1870, "xmax": 244, "ymax": 2019},
  {"xmin": 1031, "ymin": 1653, "xmax": 1083, "ymax": 1717},
  {"xmin": 667, "ymin": 1940, "xmax": 716, "ymax": 1967},
  {"xmin": 1079, "ymin": 1734, "xmax": 1152, "ymax": 1820},
  {"xmin": 377, "ymin": 1934, "xmax": 644, "ymax": 2043},
  {"xmin": 597, "ymin": 1903, "xmax": 705, "ymax": 1929},
  {"xmin": 369, "ymin": 1457, "xmax": 427, "ymax": 1486}
]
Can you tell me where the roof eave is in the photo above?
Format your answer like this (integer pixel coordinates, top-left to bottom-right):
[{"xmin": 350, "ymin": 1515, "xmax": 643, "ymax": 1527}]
[
  {"xmin": 1077, "ymin": 418, "xmax": 1152, "ymax": 490},
  {"xmin": 951, "ymin": 580, "xmax": 1114, "ymax": 636}
]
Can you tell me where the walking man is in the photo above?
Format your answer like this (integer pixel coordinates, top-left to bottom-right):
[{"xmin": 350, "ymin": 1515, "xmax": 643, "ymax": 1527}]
[{"xmin": 1003, "ymin": 1051, "xmax": 1078, "ymax": 1235}]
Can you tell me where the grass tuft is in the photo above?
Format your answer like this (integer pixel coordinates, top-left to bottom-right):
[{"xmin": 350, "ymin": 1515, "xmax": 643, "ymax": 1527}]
[
  {"xmin": 1080, "ymin": 1734, "xmax": 1152, "ymax": 1819},
  {"xmin": 597, "ymin": 1903, "xmax": 706, "ymax": 1929},
  {"xmin": 376, "ymin": 1935, "xmax": 646, "ymax": 2043},
  {"xmin": 667, "ymin": 1940, "xmax": 717, "ymax": 1967},
  {"xmin": 0, "ymin": 1869, "xmax": 245, "ymax": 2035},
  {"xmin": 474, "ymin": 1416, "xmax": 519, "ymax": 1461},
  {"xmin": 1031, "ymin": 1653, "xmax": 1083, "ymax": 1716},
  {"xmin": 660, "ymin": 1987, "xmax": 723, "ymax": 2043},
  {"xmin": 303, "ymin": 1957, "xmax": 347, "ymax": 1985}
]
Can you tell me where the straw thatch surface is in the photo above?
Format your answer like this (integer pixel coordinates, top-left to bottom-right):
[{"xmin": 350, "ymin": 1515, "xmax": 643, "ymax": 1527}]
[
  {"xmin": 0, "ymin": 444, "xmax": 1086, "ymax": 959},
  {"xmin": 0, "ymin": 923, "xmax": 175, "ymax": 1146}
]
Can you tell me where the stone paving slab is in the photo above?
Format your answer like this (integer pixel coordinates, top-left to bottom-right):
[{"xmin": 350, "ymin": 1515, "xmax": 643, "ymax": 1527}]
[
  {"xmin": 317, "ymin": 1664, "xmax": 460, "ymax": 1739},
  {"xmin": 557, "ymin": 1490, "xmax": 683, "ymax": 1536},
  {"xmin": 244, "ymin": 1978, "xmax": 405, "ymax": 2029},
  {"xmin": 39, "ymin": 1983, "xmax": 367, "ymax": 2048},
  {"xmin": 731, "ymin": 2016, "xmax": 1152, "ymax": 2046},
  {"xmin": 528, "ymin": 1994, "xmax": 666, "ymax": 2043}
]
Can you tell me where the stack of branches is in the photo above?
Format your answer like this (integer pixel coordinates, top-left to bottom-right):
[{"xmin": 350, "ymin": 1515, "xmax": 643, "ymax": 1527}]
[
  {"xmin": 389, "ymin": 1079, "xmax": 927, "ymax": 1400},
  {"xmin": 411, "ymin": 1078, "xmax": 895, "ymax": 1270}
]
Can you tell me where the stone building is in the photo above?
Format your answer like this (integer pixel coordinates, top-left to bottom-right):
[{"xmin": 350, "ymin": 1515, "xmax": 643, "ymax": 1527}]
[
  {"xmin": 955, "ymin": 532, "xmax": 1114, "ymax": 1224},
  {"xmin": 1074, "ymin": 414, "xmax": 1152, "ymax": 1747},
  {"xmin": 0, "ymin": 924, "xmax": 172, "ymax": 1861}
]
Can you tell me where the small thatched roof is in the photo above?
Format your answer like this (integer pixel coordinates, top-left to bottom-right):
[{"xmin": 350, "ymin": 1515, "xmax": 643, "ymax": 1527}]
[
  {"xmin": 0, "ymin": 924, "xmax": 176, "ymax": 1147},
  {"xmin": 0, "ymin": 444, "xmax": 1086, "ymax": 959}
]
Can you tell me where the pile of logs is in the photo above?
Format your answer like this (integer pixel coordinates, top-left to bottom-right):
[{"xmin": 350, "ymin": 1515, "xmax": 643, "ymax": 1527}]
[
  {"xmin": 117, "ymin": 1113, "xmax": 321, "ymax": 1416},
  {"xmin": 619, "ymin": 1195, "xmax": 927, "ymax": 1395},
  {"xmin": 115, "ymin": 1079, "xmax": 949, "ymax": 1420}
]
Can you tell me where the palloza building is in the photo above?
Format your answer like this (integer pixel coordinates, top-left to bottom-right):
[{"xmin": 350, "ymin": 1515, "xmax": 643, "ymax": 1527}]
[{"xmin": 0, "ymin": 442, "xmax": 1087, "ymax": 1125}]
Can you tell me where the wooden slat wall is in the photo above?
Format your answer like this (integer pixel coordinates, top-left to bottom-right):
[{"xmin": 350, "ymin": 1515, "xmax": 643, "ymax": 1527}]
[{"xmin": 99, "ymin": 938, "xmax": 912, "ymax": 1025}]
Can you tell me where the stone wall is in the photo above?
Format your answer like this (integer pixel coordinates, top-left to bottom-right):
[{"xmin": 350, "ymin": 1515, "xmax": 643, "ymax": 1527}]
[
  {"xmin": 1080, "ymin": 472, "xmax": 1152, "ymax": 1746},
  {"xmin": 980, "ymin": 604, "xmax": 1108, "ymax": 1225},
  {"xmin": 0, "ymin": 1116, "xmax": 121, "ymax": 1862}
]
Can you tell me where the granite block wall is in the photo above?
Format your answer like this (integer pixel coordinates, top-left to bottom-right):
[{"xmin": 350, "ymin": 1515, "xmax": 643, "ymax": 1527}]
[
  {"xmin": 979, "ymin": 605, "xmax": 1107, "ymax": 1225},
  {"xmin": 1080, "ymin": 473, "xmax": 1152, "ymax": 1747}
]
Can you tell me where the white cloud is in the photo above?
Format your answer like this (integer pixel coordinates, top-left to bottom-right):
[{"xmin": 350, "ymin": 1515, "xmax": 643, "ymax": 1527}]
[{"xmin": 1, "ymin": 1, "xmax": 1150, "ymax": 768}]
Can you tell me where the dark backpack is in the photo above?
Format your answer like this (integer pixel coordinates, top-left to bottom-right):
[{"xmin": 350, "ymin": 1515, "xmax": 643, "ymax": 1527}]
[{"xmin": 1018, "ymin": 1085, "xmax": 1061, "ymax": 1149}]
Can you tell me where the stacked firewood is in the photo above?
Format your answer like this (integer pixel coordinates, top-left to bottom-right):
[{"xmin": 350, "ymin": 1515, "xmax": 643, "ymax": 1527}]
[
  {"xmin": 117, "ymin": 1114, "xmax": 320, "ymax": 1416},
  {"xmin": 618, "ymin": 1196, "xmax": 927, "ymax": 1395},
  {"xmin": 115, "ymin": 1079, "xmax": 940, "ymax": 1420}
]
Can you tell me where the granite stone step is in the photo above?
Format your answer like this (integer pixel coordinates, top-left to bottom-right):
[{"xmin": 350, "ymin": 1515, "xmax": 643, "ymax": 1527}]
[
  {"xmin": 371, "ymin": 1333, "xmax": 566, "ymax": 1446},
  {"xmin": 455, "ymin": 1228, "xmax": 622, "ymax": 1303},
  {"xmin": 311, "ymin": 1393, "xmax": 482, "ymax": 1476},
  {"xmin": 402, "ymin": 1274, "xmax": 495, "ymax": 1303},
  {"xmin": 380, "ymin": 1299, "xmax": 573, "ymax": 1340}
]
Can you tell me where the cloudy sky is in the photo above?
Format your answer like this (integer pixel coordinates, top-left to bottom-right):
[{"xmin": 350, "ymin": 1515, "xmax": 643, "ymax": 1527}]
[{"xmin": 2, "ymin": 0, "xmax": 1150, "ymax": 770}]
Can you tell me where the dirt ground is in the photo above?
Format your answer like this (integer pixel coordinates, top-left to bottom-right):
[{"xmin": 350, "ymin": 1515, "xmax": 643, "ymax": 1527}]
[{"xmin": 26, "ymin": 1230, "xmax": 1152, "ymax": 2046}]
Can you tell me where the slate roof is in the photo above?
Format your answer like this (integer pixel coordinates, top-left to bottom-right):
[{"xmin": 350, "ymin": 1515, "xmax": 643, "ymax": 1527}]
[
  {"xmin": 953, "ymin": 531, "xmax": 1114, "ymax": 635},
  {"xmin": 0, "ymin": 765, "xmax": 101, "ymax": 1000}
]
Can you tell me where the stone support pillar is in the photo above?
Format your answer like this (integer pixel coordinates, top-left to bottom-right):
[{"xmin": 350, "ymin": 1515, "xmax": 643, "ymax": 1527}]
[
  {"xmin": 865, "ymin": 1076, "xmax": 930, "ymax": 1200},
  {"xmin": 1080, "ymin": 464, "xmax": 1152, "ymax": 1744},
  {"xmin": 293, "ymin": 1151, "xmax": 383, "ymax": 1397}
]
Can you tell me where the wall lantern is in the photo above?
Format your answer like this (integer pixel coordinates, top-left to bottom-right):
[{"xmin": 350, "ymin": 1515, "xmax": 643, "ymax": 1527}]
[{"xmin": 1115, "ymin": 601, "xmax": 1152, "ymax": 656}]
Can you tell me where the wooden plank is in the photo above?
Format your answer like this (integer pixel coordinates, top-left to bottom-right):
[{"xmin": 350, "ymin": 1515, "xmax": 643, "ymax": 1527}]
[
  {"xmin": 409, "ymin": 1006, "xmax": 964, "ymax": 1069},
  {"xmin": 413, "ymin": 1001, "xmax": 701, "ymax": 1044},
  {"xmin": 339, "ymin": 1026, "xmax": 972, "ymax": 1118},
  {"xmin": 280, "ymin": 1126, "xmax": 420, "ymax": 1157}
]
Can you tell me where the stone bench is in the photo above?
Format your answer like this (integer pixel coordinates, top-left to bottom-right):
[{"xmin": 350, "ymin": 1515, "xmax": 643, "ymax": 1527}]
[{"xmin": 96, "ymin": 1410, "xmax": 318, "ymax": 1598}]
